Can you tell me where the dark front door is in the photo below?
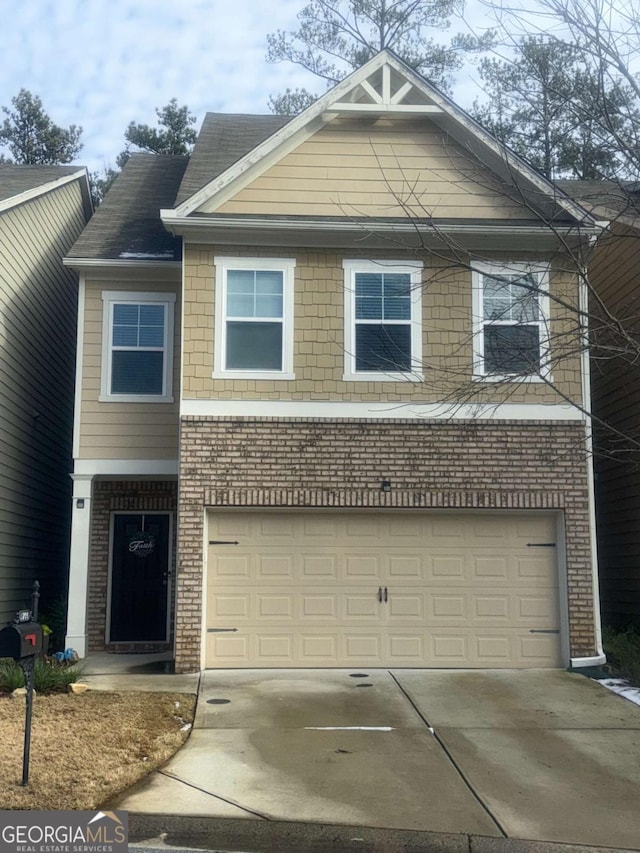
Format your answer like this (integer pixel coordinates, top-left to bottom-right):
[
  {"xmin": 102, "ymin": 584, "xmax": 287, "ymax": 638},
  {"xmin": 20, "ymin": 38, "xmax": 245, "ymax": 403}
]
[{"xmin": 110, "ymin": 513, "xmax": 170, "ymax": 642}]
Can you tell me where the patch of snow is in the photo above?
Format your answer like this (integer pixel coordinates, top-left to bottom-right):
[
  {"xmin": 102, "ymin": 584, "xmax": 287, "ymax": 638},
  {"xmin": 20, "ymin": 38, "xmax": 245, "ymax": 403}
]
[
  {"xmin": 598, "ymin": 678, "xmax": 640, "ymax": 707},
  {"xmin": 180, "ymin": 723, "xmax": 192, "ymax": 732},
  {"xmin": 119, "ymin": 251, "xmax": 175, "ymax": 259}
]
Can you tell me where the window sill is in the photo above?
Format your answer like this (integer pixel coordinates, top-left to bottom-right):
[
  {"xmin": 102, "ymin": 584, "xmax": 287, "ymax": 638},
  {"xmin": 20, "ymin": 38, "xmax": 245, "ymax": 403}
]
[
  {"xmin": 473, "ymin": 373, "xmax": 551, "ymax": 384},
  {"xmin": 98, "ymin": 394, "xmax": 175, "ymax": 404},
  {"xmin": 212, "ymin": 371, "xmax": 296, "ymax": 381},
  {"xmin": 342, "ymin": 371, "xmax": 424, "ymax": 383}
]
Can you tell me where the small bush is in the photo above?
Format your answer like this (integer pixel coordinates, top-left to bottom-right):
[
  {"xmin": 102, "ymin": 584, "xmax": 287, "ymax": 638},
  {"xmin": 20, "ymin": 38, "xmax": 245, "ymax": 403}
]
[
  {"xmin": 603, "ymin": 626, "xmax": 640, "ymax": 684},
  {"xmin": 0, "ymin": 658, "xmax": 81, "ymax": 694}
]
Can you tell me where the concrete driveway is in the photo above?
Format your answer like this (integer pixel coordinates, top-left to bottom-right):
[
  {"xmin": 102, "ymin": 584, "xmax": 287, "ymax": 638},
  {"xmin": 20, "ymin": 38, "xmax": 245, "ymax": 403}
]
[{"xmin": 117, "ymin": 668, "xmax": 640, "ymax": 850}]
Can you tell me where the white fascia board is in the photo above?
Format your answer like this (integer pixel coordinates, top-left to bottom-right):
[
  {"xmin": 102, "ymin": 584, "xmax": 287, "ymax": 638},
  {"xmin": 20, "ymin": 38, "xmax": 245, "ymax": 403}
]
[
  {"xmin": 0, "ymin": 169, "xmax": 87, "ymax": 214},
  {"xmin": 74, "ymin": 459, "xmax": 179, "ymax": 476},
  {"xmin": 180, "ymin": 399, "xmax": 585, "ymax": 421},
  {"xmin": 161, "ymin": 215, "xmax": 598, "ymax": 242},
  {"xmin": 63, "ymin": 257, "xmax": 182, "ymax": 270}
]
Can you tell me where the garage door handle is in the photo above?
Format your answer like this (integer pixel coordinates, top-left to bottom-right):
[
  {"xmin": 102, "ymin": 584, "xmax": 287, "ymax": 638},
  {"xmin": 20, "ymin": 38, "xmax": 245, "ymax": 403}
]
[
  {"xmin": 378, "ymin": 586, "xmax": 382, "ymax": 603},
  {"xmin": 384, "ymin": 586, "xmax": 388, "ymax": 603}
]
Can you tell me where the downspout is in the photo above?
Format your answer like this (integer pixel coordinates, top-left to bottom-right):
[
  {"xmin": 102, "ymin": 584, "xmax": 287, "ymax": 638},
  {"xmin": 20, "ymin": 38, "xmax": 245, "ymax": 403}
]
[{"xmin": 573, "ymin": 230, "xmax": 606, "ymax": 667}]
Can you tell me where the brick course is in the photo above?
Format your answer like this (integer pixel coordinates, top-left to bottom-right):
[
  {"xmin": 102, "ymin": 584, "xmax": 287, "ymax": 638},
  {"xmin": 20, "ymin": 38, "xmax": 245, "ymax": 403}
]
[{"xmin": 175, "ymin": 416, "xmax": 596, "ymax": 672}]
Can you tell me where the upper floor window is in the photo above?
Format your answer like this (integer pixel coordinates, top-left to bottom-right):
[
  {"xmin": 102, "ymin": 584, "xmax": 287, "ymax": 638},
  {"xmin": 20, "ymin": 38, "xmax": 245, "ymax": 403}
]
[
  {"xmin": 472, "ymin": 262, "xmax": 550, "ymax": 380},
  {"xmin": 100, "ymin": 291, "xmax": 175, "ymax": 402},
  {"xmin": 343, "ymin": 260, "xmax": 423, "ymax": 381},
  {"xmin": 213, "ymin": 257, "xmax": 295, "ymax": 380}
]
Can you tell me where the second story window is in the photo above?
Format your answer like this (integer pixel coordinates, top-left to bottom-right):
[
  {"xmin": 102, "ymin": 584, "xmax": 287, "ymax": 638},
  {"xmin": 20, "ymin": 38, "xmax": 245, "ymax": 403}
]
[
  {"xmin": 214, "ymin": 257, "xmax": 295, "ymax": 380},
  {"xmin": 343, "ymin": 260, "xmax": 423, "ymax": 381},
  {"xmin": 473, "ymin": 262, "xmax": 550, "ymax": 380},
  {"xmin": 100, "ymin": 291, "xmax": 175, "ymax": 403}
]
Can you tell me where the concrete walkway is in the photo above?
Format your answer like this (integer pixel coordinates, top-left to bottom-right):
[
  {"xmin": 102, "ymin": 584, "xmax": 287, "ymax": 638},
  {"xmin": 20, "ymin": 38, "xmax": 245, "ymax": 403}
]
[{"xmin": 100, "ymin": 665, "xmax": 640, "ymax": 851}]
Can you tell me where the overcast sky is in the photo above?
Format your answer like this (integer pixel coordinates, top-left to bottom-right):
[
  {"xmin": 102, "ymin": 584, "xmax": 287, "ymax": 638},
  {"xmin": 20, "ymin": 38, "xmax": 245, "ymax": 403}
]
[{"xmin": 0, "ymin": 0, "xmax": 495, "ymax": 173}]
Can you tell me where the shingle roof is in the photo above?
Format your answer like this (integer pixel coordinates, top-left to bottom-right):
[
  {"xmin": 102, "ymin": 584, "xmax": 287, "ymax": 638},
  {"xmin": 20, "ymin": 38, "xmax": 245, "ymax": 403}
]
[
  {"xmin": 175, "ymin": 113, "xmax": 291, "ymax": 206},
  {"xmin": 67, "ymin": 154, "xmax": 188, "ymax": 261},
  {"xmin": 0, "ymin": 164, "xmax": 82, "ymax": 204},
  {"xmin": 556, "ymin": 179, "xmax": 639, "ymax": 218}
]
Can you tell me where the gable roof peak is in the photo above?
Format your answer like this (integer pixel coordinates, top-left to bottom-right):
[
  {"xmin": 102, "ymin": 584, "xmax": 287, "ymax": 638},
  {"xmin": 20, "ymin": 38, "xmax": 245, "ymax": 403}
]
[{"xmin": 164, "ymin": 48, "xmax": 597, "ymax": 227}]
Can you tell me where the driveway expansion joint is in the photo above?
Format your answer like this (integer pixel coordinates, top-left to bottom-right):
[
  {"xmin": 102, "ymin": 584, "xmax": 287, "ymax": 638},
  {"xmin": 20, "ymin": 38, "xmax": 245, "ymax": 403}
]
[
  {"xmin": 158, "ymin": 770, "xmax": 272, "ymax": 820},
  {"xmin": 389, "ymin": 670, "xmax": 508, "ymax": 839}
]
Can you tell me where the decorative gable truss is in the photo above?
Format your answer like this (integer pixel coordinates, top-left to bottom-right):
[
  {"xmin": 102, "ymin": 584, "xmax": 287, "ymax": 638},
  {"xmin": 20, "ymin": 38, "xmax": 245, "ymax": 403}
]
[{"xmin": 325, "ymin": 60, "xmax": 443, "ymax": 115}]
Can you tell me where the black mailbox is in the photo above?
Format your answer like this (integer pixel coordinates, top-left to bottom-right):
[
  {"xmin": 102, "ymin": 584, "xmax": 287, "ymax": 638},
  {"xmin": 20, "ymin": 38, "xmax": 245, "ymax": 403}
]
[{"xmin": 0, "ymin": 622, "xmax": 42, "ymax": 660}]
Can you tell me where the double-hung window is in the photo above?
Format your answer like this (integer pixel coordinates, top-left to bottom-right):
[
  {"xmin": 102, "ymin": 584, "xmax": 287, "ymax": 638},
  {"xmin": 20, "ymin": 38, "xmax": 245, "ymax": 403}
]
[
  {"xmin": 472, "ymin": 262, "xmax": 550, "ymax": 379},
  {"xmin": 343, "ymin": 260, "xmax": 423, "ymax": 381},
  {"xmin": 214, "ymin": 257, "xmax": 295, "ymax": 379},
  {"xmin": 101, "ymin": 291, "xmax": 175, "ymax": 402}
]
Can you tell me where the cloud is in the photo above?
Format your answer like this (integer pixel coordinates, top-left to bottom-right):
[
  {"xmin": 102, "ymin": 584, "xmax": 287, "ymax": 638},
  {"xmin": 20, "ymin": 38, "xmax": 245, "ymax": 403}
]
[
  {"xmin": 1, "ymin": 0, "xmax": 314, "ymax": 171},
  {"xmin": 0, "ymin": 0, "xmax": 494, "ymax": 172}
]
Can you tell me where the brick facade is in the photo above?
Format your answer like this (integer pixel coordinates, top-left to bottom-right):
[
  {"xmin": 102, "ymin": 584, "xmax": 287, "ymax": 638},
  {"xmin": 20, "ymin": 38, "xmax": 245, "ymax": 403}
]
[
  {"xmin": 175, "ymin": 416, "xmax": 596, "ymax": 672},
  {"xmin": 87, "ymin": 480, "xmax": 177, "ymax": 652}
]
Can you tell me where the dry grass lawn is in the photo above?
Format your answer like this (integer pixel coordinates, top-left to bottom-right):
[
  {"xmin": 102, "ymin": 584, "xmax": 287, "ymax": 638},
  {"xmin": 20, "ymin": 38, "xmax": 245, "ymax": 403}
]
[{"xmin": 0, "ymin": 691, "xmax": 196, "ymax": 809}]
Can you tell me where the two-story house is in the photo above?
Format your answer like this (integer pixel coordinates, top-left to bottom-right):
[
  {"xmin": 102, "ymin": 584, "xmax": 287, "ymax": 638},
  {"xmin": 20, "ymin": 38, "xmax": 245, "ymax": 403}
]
[
  {"xmin": 0, "ymin": 165, "xmax": 92, "ymax": 623},
  {"xmin": 64, "ymin": 51, "xmax": 605, "ymax": 673}
]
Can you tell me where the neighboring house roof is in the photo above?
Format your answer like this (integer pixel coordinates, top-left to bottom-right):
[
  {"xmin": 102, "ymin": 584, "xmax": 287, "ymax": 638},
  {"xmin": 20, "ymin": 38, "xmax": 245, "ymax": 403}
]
[
  {"xmin": 67, "ymin": 154, "xmax": 188, "ymax": 262},
  {"xmin": 0, "ymin": 164, "xmax": 82, "ymax": 202},
  {"xmin": 175, "ymin": 113, "xmax": 291, "ymax": 206},
  {"xmin": 558, "ymin": 179, "xmax": 638, "ymax": 225},
  {"xmin": 0, "ymin": 164, "xmax": 91, "ymax": 216}
]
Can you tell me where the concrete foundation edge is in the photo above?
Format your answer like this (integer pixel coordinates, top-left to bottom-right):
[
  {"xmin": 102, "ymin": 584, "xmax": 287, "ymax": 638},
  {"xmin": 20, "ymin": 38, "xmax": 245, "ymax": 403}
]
[{"xmin": 128, "ymin": 814, "xmax": 635, "ymax": 853}]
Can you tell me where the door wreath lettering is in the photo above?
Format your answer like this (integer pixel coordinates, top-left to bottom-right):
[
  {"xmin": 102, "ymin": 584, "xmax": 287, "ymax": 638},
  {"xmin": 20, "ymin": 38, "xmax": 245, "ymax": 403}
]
[{"xmin": 128, "ymin": 531, "xmax": 156, "ymax": 558}]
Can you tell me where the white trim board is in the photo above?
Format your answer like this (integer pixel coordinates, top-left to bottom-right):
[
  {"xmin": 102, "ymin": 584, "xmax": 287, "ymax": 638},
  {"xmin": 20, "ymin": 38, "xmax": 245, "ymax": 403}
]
[
  {"xmin": 74, "ymin": 459, "xmax": 179, "ymax": 476},
  {"xmin": 180, "ymin": 399, "xmax": 585, "ymax": 421}
]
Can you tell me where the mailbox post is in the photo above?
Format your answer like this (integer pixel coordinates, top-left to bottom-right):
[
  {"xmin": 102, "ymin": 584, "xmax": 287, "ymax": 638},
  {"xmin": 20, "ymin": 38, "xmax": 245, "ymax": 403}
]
[{"xmin": 0, "ymin": 583, "xmax": 43, "ymax": 786}]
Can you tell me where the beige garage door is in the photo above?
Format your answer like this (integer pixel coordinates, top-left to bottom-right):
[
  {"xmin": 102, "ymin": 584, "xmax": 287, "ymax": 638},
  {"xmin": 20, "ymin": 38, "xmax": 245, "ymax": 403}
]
[{"xmin": 205, "ymin": 511, "xmax": 562, "ymax": 668}]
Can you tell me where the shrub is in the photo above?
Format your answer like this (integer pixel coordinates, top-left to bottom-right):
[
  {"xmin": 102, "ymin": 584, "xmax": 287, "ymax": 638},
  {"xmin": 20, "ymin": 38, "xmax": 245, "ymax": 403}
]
[
  {"xmin": 0, "ymin": 658, "xmax": 81, "ymax": 694},
  {"xmin": 603, "ymin": 626, "xmax": 640, "ymax": 685}
]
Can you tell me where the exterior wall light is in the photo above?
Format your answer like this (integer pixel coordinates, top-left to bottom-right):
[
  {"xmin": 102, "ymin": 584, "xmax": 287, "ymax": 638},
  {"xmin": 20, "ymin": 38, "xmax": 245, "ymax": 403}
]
[{"xmin": 380, "ymin": 479, "xmax": 391, "ymax": 492}]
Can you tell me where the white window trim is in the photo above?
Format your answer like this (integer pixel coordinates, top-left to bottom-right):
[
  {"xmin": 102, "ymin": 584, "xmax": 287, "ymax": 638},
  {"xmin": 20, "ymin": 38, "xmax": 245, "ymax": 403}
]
[
  {"xmin": 342, "ymin": 259, "xmax": 423, "ymax": 382},
  {"xmin": 100, "ymin": 291, "xmax": 176, "ymax": 403},
  {"xmin": 472, "ymin": 261, "xmax": 551, "ymax": 383},
  {"xmin": 213, "ymin": 256, "xmax": 296, "ymax": 380}
]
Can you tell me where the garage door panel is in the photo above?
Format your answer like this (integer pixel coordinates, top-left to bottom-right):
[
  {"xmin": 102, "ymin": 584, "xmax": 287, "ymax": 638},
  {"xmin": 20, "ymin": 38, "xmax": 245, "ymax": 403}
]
[
  {"xmin": 301, "ymin": 553, "xmax": 338, "ymax": 579},
  {"xmin": 206, "ymin": 511, "xmax": 561, "ymax": 668}
]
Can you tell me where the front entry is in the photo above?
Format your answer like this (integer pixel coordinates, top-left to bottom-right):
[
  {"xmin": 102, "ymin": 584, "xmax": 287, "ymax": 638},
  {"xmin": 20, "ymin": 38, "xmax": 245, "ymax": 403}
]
[{"xmin": 109, "ymin": 513, "xmax": 170, "ymax": 642}]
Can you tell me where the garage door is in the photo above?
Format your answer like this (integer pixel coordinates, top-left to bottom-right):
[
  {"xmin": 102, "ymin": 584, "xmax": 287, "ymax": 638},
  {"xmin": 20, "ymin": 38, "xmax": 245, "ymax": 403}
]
[{"xmin": 205, "ymin": 511, "xmax": 562, "ymax": 668}]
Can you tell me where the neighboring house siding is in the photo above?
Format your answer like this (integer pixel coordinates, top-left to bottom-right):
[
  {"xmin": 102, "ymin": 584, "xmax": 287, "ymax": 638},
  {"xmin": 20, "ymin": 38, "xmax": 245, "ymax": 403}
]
[
  {"xmin": 175, "ymin": 416, "xmax": 595, "ymax": 672},
  {"xmin": 181, "ymin": 243, "xmax": 583, "ymax": 406},
  {"xmin": 211, "ymin": 118, "xmax": 547, "ymax": 220},
  {"xmin": 78, "ymin": 278, "xmax": 180, "ymax": 460},
  {"xmin": 589, "ymin": 225, "xmax": 640, "ymax": 627},
  {"xmin": 0, "ymin": 179, "xmax": 86, "ymax": 621}
]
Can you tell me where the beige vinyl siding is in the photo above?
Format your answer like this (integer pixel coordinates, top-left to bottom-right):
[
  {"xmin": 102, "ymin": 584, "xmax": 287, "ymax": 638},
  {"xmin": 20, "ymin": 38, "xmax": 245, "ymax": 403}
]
[
  {"xmin": 589, "ymin": 225, "xmax": 640, "ymax": 625},
  {"xmin": 78, "ymin": 278, "xmax": 180, "ymax": 459},
  {"xmin": 182, "ymin": 243, "xmax": 582, "ymax": 406},
  {"xmin": 0, "ymin": 179, "xmax": 88, "ymax": 622},
  {"xmin": 212, "ymin": 117, "xmax": 543, "ymax": 220}
]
